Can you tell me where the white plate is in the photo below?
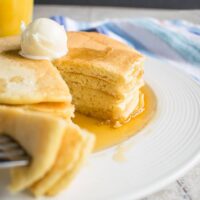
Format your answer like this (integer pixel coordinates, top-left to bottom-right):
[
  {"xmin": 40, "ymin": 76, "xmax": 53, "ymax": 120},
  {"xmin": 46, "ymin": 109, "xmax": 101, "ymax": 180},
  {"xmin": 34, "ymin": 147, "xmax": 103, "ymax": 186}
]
[{"xmin": 1, "ymin": 57, "xmax": 200, "ymax": 200}]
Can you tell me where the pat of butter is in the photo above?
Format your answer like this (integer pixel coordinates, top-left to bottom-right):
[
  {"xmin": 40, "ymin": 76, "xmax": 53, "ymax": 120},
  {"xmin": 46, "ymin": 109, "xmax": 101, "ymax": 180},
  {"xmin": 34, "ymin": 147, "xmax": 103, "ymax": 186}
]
[{"xmin": 20, "ymin": 18, "xmax": 68, "ymax": 60}]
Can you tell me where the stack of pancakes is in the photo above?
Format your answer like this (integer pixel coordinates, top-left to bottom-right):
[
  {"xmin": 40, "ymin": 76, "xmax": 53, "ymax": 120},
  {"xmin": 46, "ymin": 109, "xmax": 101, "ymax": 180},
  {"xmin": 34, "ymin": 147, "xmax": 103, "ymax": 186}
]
[
  {"xmin": 0, "ymin": 36, "xmax": 95, "ymax": 196},
  {"xmin": 0, "ymin": 31, "xmax": 145, "ymax": 197},
  {"xmin": 54, "ymin": 32, "xmax": 145, "ymax": 125}
]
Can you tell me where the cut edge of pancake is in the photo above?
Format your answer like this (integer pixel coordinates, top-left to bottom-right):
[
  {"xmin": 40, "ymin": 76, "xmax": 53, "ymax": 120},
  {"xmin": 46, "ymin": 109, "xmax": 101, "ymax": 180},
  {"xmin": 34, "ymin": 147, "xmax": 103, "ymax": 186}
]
[
  {"xmin": 0, "ymin": 105, "xmax": 67, "ymax": 192},
  {"xmin": 46, "ymin": 127, "xmax": 95, "ymax": 196},
  {"xmin": 29, "ymin": 123, "xmax": 95, "ymax": 197}
]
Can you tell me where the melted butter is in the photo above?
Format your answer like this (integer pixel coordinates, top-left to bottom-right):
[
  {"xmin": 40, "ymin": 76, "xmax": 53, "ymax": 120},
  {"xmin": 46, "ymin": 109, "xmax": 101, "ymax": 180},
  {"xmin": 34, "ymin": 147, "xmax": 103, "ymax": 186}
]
[{"xmin": 73, "ymin": 85, "xmax": 157, "ymax": 152}]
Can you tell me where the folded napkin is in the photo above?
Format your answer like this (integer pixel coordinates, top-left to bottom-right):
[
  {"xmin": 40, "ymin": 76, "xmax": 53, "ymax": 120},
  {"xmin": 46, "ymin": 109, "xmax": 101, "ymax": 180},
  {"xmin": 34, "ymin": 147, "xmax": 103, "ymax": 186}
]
[{"xmin": 51, "ymin": 16, "xmax": 200, "ymax": 82}]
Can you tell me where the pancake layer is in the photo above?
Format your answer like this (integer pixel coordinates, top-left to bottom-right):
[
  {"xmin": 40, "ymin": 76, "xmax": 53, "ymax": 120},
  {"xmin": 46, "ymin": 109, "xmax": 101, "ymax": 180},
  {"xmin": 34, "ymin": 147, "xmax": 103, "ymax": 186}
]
[{"xmin": 54, "ymin": 32, "xmax": 145, "ymax": 123}]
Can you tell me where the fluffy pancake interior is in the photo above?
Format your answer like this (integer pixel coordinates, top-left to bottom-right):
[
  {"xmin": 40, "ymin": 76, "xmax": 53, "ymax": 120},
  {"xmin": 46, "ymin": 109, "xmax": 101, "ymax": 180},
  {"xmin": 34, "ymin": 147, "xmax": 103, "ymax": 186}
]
[
  {"xmin": 70, "ymin": 84, "xmax": 139, "ymax": 111},
  {"xmin": 75, "ymin": 90, "xmax": 144, "ymax": 122},
  {"xmin": 58, "ymin": 64, "xmax": 144, "ymax": 99}
]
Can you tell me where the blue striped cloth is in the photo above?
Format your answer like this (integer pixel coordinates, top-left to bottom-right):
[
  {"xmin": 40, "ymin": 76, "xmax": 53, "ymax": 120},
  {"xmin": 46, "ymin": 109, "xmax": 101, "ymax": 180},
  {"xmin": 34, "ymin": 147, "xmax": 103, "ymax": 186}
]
[{"xmin": 51, "ymin": 16, "xmax": 200, "ymax": 82}]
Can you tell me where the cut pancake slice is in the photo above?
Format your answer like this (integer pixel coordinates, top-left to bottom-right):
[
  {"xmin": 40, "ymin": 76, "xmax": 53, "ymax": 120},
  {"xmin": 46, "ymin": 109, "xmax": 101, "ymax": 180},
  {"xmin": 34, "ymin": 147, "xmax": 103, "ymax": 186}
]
[
  {"xmin": 0, "ymin": 105, "xmax": 67, "ymax": 192},
  {"xmin": 69, "ymin": 82, "xmax": 141, "ymax": 108},
  {"xmin": 30, "ymin": 123, "xmax": 95, "ymax": 196},
  {"xmin": 69, "ymin": 82, "xmax": 142, "ymax": 121},
  {"xmin": 54, "ymin": 32, "xmax": 144, "ymax": 84},
  {"xmin": 0, "ymin": 37, "xmax": 71, "ymax": 105},
  {"xmin": 60, "ymin": 64, "xmax": 144, "ymax": 99},
  {"xmin": 46, "ymin": 127, "xmax": 95, "ymax": 196},
  {"xmin": 75, "ymin": 91, "xmax": 144, "ymax": 123},
  {"xmin": 54, "ymin": 31, "xmax": 145, "ymax": 123}
]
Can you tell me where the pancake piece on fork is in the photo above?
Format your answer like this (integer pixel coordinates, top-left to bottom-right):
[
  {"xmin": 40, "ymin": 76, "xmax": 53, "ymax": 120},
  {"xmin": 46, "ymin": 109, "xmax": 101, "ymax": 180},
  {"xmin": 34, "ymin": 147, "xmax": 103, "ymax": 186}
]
[{"xmin": 0, "ymin": 36, "xmax": 95, "ymax": 196}]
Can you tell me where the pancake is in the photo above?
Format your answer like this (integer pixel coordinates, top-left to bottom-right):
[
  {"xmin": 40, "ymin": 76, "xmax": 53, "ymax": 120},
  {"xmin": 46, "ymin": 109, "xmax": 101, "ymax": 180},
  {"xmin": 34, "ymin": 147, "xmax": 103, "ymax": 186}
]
[
  {"xmin": 54, "ymin": 32, "xmax": 144, "ymax": 84},
  {"xmin": 54, "ymin": 32, "xmax": 144, "ymax": 123},
  {"xmin": 30, "ymin": 123, "xmax": 95, "ymax": 196},
  {"xmin": 75, "ymin": 91, "xmax": 144, "ymax": 122},
  {"xmin": 0, "ymin": 35, "xmax": 95, "ymax": 197},
  {"xmin": 59, "ymin": 65, "xmax": 144, "ymax": 99},
  {"xmin": 46, "ymin": 127, "xmax": 95, "ymax": 196},
  {"xmin": 0, "ymin": 105, "xmax": 67, "ymax": 192},
  {"xmin": 70, "ymin": 84, "xmax": 140, "ymax": 111},
  {"xmin": 0, "ymin": 105, "xmax": 95, "ymax": 196},
  {"xmin": 0, "ymin": 31, "xmax": 145, "ymax": 197},
  {"xmin": 22, "ymin": 102, "xmax": 74, "ymax": 118},
  {"xmin": 0, "ymin": 37, "xmax": 71, "ymax": 105}
]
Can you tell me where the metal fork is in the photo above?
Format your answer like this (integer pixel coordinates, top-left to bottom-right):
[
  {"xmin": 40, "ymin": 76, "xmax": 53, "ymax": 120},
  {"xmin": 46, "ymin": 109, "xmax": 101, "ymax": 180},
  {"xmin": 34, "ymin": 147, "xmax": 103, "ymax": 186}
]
[{"xmin": 0, "ymin": 134, "xmax": 30, "ymax": 169}]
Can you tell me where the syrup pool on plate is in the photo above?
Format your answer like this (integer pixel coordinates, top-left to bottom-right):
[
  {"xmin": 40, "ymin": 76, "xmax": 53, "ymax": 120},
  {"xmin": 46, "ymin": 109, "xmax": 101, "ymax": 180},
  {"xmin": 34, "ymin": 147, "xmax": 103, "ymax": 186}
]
[{"xmin": 73, "ymin": 85, "xmax": 157, "ymax": 152}]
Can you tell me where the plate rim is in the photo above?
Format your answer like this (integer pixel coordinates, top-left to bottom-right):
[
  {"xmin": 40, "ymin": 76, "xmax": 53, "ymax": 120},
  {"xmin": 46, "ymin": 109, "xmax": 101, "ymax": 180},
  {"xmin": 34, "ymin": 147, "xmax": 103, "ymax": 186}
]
[{"xmin": 93, "ymin": 57, "xmax": 200, "ymax": 200}]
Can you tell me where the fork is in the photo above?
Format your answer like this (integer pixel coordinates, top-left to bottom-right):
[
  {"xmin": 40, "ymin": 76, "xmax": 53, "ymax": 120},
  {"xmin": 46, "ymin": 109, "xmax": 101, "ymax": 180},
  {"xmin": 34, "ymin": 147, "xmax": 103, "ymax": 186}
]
[{"xmin": 0, "ymin": 134, "xmax": 30, "ymax": 169}]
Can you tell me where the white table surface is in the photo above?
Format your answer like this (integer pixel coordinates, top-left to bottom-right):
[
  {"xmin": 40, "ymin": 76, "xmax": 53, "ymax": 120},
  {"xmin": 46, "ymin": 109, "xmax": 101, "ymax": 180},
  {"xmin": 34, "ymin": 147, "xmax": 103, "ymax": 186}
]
[{"xmin": 34, "ymin": 5, "xmax": 200, "ymax": 200}]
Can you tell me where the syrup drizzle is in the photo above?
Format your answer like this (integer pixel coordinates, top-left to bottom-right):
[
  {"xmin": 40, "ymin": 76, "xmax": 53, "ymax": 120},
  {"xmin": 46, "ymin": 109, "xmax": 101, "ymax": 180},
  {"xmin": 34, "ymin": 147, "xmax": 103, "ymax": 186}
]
[{"xmin": 73, "ymin": 85, "xmax": 157, "ymax": 152}]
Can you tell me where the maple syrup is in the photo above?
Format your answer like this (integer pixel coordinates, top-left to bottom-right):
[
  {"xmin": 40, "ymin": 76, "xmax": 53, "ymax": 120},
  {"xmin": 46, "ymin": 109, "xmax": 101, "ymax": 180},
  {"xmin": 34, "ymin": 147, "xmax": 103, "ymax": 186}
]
[{"xmin": 73, "ymin": 85, "xmax": 157, "ymax": 152}]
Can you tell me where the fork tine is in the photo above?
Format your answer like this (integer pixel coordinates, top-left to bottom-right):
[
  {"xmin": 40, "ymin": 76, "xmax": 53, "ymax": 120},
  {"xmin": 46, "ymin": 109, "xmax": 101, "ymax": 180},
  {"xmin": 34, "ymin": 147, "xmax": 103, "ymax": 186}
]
[
  {"xmin": 0, "ymin": 149, "xmax": 26, "ymax": 158},
  {"xmin": 0, "ymin": 160, "xmax": 29, "ymax": 168},
  {"xmin": 0, "ymin": 134, "xmax": 30, "ymax": 168},
  {"xmin": 0, "ymin": 135, "xmax": 11, "ymax": 144},
  {"xmin": 0, "ymin": 142, "xmax": 19, "ymax": 149}
]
